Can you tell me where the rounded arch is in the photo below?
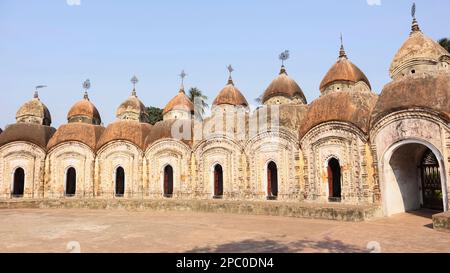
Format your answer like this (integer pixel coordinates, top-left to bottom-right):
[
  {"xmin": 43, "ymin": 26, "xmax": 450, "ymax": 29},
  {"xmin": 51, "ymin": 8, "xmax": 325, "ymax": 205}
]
[
  {"xmin": 11, "ymin": 167, "xmax": 25, "ymax": 197},
  {"xmin": 265, "ymin": 160, "xmax": 278, "ymax": 200},
  {"xmin": 381, "ymin": 138, "xmax": 448, "ymax": 216},
  {"xmin": 211, "ymin": 163, "xmax": 224, "ymax": 199},
  {"xmin": 65, "ymin": 166, "xmax": 77, "ymax": 197},
  {"xmin": 327, "ymin": 157, "xmax": 342, "ymax": 202},
  {"xmin": 114, "ymin": 166, "xmax": 125, "ymax": 197},
  {"xmin": 163, "ymin": 164, "xmax": 174, "ymax": 197}
]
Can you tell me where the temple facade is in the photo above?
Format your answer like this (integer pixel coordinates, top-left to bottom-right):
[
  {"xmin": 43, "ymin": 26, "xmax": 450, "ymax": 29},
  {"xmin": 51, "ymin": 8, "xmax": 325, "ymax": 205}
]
[{"xmin": 0, "ymin": 15, "xmax": 449, "ymax": 217}]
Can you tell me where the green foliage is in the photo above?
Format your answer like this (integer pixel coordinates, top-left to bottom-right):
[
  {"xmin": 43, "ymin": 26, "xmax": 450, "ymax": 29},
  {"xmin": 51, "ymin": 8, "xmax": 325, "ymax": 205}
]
[
  {"xmin": 438, "ymin": 38, "xmax": 450, "ymax": 53},
  {"xmin": 146, "ymin": 106, "xmax": 163, "ymax": 125},
  {"xmin": 188, "ymin": 87, "xmax": 209, "ymax": 119}
]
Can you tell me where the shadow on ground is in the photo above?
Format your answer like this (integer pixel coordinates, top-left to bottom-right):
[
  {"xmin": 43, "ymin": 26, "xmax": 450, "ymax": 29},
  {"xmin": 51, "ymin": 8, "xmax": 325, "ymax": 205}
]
[{"xmin": 186, "ymin": 237, "xmax": 368, "ymax": 253}]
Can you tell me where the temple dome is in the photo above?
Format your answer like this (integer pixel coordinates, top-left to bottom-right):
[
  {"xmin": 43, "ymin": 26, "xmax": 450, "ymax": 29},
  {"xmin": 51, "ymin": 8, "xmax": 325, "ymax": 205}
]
[
  {"xmin": 163, "ymin": 89, "xmax": 194, "ymax": 116},
  {"xmin": 262, "ymin": 66, "xmax": 307, "ymax": 105},
  {"xmin": 67, "ymin": 93, "xmax": 101, "ymax": 125},
  {"xmin": 116, "ymin": 90, "xmax": 149, "ymax": 122},
  {"xmin": 212, "ymin": 77, "xmax": 249, "ymax": 107},
  {"xmin": 96, "ymin": 120, "xmax": 152, "ymax": 151},
  {"xmin": 16, "ymin": 92, "xmax": 52, "ymax": 126},
  {"xmin": 47, "ymin": 123, "xmax": 105, "ymax": 151}
]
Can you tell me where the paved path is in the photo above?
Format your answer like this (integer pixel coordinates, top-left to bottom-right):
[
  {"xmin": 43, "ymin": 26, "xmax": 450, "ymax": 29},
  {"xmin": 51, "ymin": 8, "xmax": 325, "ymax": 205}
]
[{"xmin": 0, "ymin": 209, "xmax": 448, "ymax": 253}]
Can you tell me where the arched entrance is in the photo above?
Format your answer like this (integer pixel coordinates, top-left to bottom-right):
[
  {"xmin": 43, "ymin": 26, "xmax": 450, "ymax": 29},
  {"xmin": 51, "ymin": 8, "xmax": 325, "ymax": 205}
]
[
  {"xmin": 383, "ymin": 140, "xmax": 447, "ymax": 216},
  {"xmin": 213, "ymin": 164, "xmax": 223, "ymax": 199},
  {"xmin": 164, "ymin": 165, "xmax": 174, "ymax": 197},
  {"xmin": 327, "ymin": 158, "xmax": 342, "ymax": 202},
  {"xmin": 115, "ymin": 167, "xmax": 125, "ymax": 197},
  {"xmin": 65, "ymin": 167, "xmax": 76, "ymax": 197},
  {"xmin": 267, "ymin": 161, "xmax": 278, "ymax": 200},
  {"xmin": 12, "ymin": 168, "xmax": 25, "ymax": 198}
]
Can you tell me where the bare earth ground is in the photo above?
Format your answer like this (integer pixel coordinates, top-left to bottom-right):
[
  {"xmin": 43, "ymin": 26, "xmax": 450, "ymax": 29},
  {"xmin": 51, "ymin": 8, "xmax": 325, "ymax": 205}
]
[{"xmin": 0, "ymin": 209, "xmax": 449, "ymax": 253}]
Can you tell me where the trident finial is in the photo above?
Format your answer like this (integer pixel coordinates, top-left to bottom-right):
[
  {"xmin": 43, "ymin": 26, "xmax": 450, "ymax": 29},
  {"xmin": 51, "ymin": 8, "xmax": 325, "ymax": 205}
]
[
  {"xmin": 339, "ymin": 33, "xmax": 347, "ymax": 58},
  {"xmin": 412, "ymin": 2, "xmax": 416, "ymax": 19},
  {"xmin": 179, "ymin": 70, "xmax": 187, "ymax": 92},
  {"xmin": 131, "ymin": 75, "xmax": 138, "ymax": 96},
  {"xmin": 410, "ymin": 2, "xmax": 421, "ymax": 33},
  {"xmin": 34, "ymin": 85, "xmax": 47, "ymax": 99},
  {"xmin": 227, "ymin": 65, "xmax": 234, "ymax": 85},
  {"xmin": 83, "ymin": 79, "xmax": 91, "ymax": 100},
  {"xmin": 279, "ymin": 50, "xmax": 290, "ymax": 66}
]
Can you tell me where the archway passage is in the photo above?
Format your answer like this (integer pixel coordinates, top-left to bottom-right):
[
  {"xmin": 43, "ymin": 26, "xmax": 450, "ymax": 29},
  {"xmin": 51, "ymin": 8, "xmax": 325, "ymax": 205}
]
[
  {"xmin": 213, "ymin": 164, "xmax": 223, "ymax": 198},
  {"xmin": 267, "ymin": 161, "xmax": 278, "ymax": 200},
  {"xmin": 164, "ymin": 165, "xmax": 174, "ymax": 197},
  {"xmin": 115, "ymin": 167, "xmax": 125, "ymax": 197},
  {"xmin": 420, "ymin": 149, "xmax": 443, "ymax": 211},
  {"xmin": 12, "ymin": 168, "xmax": 25, "ymax": 197},
  {"xmin": 65, "ymin": 167, "xmax": 76, "ymax": 197},
  {"xmin": 387, "ymin": 143, "xmax": 445, "ymax": 215},
  {"xmin": 327, "ymin": 158, "xmax": 342, "ymax": 202}
]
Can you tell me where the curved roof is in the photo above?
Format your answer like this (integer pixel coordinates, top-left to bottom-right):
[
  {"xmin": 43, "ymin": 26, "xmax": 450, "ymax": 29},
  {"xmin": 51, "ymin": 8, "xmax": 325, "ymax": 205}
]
[
  {"xmin": 67, "ymin": 96, "xmax": 101, "ymax": 125},
  {"xmin": 145, "ymin": 119, "xmax": 193, "ymax": 149},
  {"xmin": 163, "ymin": 90, "xmax": 194, "ymax": 115},
  {"xmin": 47, "ymin": 123, "xmax": 105, "ymax": 151},
  {"xmin": 390, "ymin": 25, "xmax": 449, "ymax": 78},
  {"xmin": 299, "ymin": 90, "xmax": 378, "ymax": 138},
  {"xmin": 0, "ymin": 123, "xmax": 56, "ymax": 150},
  {"xmin": 320, "ymin": 54, "xmax": 371, "ymax": 92},
  {"xmin": 96, "ymin": 120, "xmax": 152, "ymax": 150},
  {"xmin": 116, "ymin": 92, "xmax": 148, "ymax": 122},
  {"xmin": 372, "ymin": 71, "xmax": 450, "ymax": 124},
  {"xmin": 16, "ymin": 94, "xmax": 52, "ymax": 126},
  {"xmin": 262, "ymin": 66, "xmax": 307, "ymax": 104},
  {"xmin": 213, "ymin": 78, "xmax": 249, "ymax": 107}
]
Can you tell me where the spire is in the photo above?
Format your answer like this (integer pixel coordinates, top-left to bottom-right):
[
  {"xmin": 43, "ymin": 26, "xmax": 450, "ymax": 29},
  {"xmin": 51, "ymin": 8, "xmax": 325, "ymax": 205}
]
[
  {"xmin": 179, "ymin": 70, "xmax": 187, "ymax": 93},
  {"xmin": 339, "ymin": 33, "xmax": 347, "ymax": 59},
  {"xmin": 227, "ymin": 65, "xmax": 234, "ymax": 85},
  {"xmin": 411, "ymin": 2, "xmax": 421, "ymax": 34},
  {"xmin": 34, "ymin": 85, "xmax": 47, "ymax": 100},
  {"xmin": 82, "ymin": 79, "xmax": 91, "ymax": 100},
  {"xmin": 130, "ymin": 75, "xmax": 138, "ymax": 96},
  {"xmin": 278, "ymin": 50, "xmax": 290, "ymax": 75}
]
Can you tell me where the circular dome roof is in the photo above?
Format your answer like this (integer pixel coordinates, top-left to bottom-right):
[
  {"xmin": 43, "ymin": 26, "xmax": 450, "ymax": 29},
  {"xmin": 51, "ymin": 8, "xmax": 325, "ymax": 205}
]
[
  {"xmin": 389, "ymin": 24, "xmax": 449, "ymax": 78},
  {"xmin": 320, "ymin": 49, "xmax": 371, "ymax": 92},
  {"xmin": 47, "ymin": 123, "xmax": 105, "ymax": 151},
  {"xmin": 262, "ymin": 66, "xmax": 307, "ymax": 104},
  {"xmin": 116, "ymin": 92, "xmax": 149, "ymax": 122},
  {"xmin": 16, "ymin": 93, "xmax": 52, "ymax": 126},
  {"xmin": 145, "ymin": 119, "xmax": 193, "ymax": 149},
  {"xmin": 213, "ymin": 78, "xmax": 249, "ymax": 107},
  {"xmin": 96, "ymin": 120, "xmax": 152, "ymax": 150},
  {"xmin": 372, "ymin": 71, "xmax": 450, "ymax": 125},
  {"xmin": 163, "ymin": 89, "xmax": 194, "ymax": 115},
  {"xmin": 299, "ymin": 90, "xmax": 378, "ymax": 138},
  {"xmin": 67, "ymin": 94, "xmax": 101, "ymax": 125},
  {"xmin": 0, "ymin": 123, "xmax": 56, "ymax": 150}
]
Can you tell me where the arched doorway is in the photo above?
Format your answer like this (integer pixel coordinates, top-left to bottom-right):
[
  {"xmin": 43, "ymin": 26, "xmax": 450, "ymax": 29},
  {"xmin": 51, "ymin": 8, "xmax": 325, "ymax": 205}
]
[
  {"xmin": 65, "ymin": 167, "xmax": 76, "ymax": 197},
  {"xmin": 164, "ymin": 165, "xmax": 174, "ymax": 197},
  {"xmin": 213, "ymin": 164, "xmax": 223, "ymax": 199},
  {"xmin": 115, "ymin": 167, "xmax": 125, "ymax": 197},
  {"xmin": 327, "ymin": 158, "xmax": 342, "ymax": 202},
  {"xmin": 12, "ymin": 168, "xmax": 25, "ymax": 198},
  {"xmin": 420, "ymin": 149, "xmax": 443, "ymax": 211},
  {"xmin": 383, "ymin": 140, "xmax": 447, "ymax": 216},
  {"xmin": 267, "ymin": 161, "xmax": 278, "ymax": 200}
]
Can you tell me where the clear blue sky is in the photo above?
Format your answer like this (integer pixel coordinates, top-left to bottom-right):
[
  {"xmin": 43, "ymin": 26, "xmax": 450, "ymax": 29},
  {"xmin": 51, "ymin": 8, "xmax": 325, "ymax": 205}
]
[{"xmin": 0, "ymin": 0, "xmax": 449, "ymax": 128}]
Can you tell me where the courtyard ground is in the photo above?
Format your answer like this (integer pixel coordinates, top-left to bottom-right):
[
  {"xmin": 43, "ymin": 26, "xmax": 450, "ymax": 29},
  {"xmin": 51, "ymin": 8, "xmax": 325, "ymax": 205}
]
[{"xmin": 0, "ymin": 208, "xmax": 449, "ymax": 253}]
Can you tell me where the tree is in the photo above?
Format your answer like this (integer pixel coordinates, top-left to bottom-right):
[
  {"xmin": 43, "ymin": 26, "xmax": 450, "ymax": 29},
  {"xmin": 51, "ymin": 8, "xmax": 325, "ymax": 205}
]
[
  {"xmin": 146, "ymin": 106, "xmax": 163, "ymax": 125},
  {"xmin": 438, "ymin": 38, "xmax": 450, "ymax": 53},
  {"xmin": 188, "ymin": 87, "xmax": 208, "ymax": 119}
]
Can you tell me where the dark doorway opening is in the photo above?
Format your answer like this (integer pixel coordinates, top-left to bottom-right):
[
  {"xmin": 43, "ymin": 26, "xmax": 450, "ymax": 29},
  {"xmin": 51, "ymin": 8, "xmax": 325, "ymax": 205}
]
[
  {"xmin": 420, "ymin": 149, "xmax": 443, "ymax": 211},
  {"xmin": 12, "ymin": 168, "xmax": 25, "ymax": 198},
  {"xmin": 213, "ymin": 164, "xmax": 223, "ymax": 199},
  {"xmin": 267, "ymin": 161, "xmax": 278, "ymax": 200},
  {"xmin": 115, "ymin": 167, "xmax": 125, "ymax": 197},
  {"xmin": 327, "ymin": 158, "xmax": 342, "ymax": 202},
  {"xmin": 164, "ymin": 165, "xmax": 174, "ymax": 198},
  {"xmin": 65, "ymin": 167, "xmax": 76, "ymax": 197}
]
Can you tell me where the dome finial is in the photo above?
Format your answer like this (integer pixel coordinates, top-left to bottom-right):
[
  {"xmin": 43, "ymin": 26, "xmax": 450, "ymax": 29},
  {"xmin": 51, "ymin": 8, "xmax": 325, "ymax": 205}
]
[
  {"xmin": 34, "ymin": 85, "xmax": 47, "ymax": 99},
  {"xmin": 411, "ymin": 2, "xmax": 421, "ymax": 33},
  {"xmin": 179, "ymin": 70, "xmax": 187, "ymax": 93},
  {"xmin": 339, "ymin": 33, "xmax": 347, "ymax": 59},
  {"xmin": 82, "ymin": 79, "xmax": 91, "ymax": 100},
  {"xmin": 278, "ymin": 50, "xmax": 290, "ymax": 74},
  {"xmin": 131, "ymin": 75, "xmax": 139, "ymax": 96},
  {"xmin": 227, "ymin": 65, "xmax": 234, "ymax": 85}
]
